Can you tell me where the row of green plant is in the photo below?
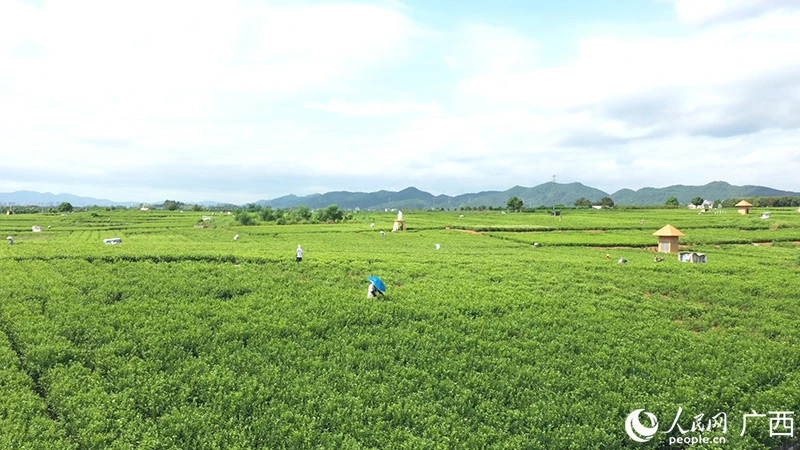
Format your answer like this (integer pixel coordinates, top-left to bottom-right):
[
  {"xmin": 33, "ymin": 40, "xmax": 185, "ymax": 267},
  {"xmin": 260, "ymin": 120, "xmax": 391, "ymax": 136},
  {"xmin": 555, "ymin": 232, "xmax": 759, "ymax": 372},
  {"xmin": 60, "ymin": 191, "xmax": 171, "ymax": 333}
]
[{"xmin": 1, "ymin": 209, "xmax": 799, "ymax": 448}]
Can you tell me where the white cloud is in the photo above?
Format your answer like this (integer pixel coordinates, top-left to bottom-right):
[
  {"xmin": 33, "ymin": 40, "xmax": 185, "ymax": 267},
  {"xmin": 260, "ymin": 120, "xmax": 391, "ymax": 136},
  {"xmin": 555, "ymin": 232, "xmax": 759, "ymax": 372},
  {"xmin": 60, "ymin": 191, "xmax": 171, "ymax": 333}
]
[
  {"xmin": 668, "ymin": 0, "xmax": 800, "ymax": 25},
  {"xmin": 1, "ymin": 1, "xmax": 799, "ymax": 202},
  {"xmin": 459, "ymin": 11, "xmax": 800, "ymax": 109},
  {"xmin": 0, "ymin": 0, "xmax": 419, "ymax": 186},
  {"xmin": 304, "ymin": 98, "xmax": 442, "ymax": 116},
  {"xmin": 444, "ymin": 24, "xmax": 540, "ymax": 73}
]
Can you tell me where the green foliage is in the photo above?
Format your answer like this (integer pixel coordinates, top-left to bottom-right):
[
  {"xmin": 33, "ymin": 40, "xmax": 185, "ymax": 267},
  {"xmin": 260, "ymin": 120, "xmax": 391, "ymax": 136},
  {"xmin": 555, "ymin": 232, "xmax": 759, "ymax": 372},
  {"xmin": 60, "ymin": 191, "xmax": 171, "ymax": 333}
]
[
  {"xmin": 723, "ymin": 196, "xmax": 800, "ymax": 208},
  {"xmin": 290, "ymin": 205, "xmax": 312, "ymax": 222},
  {"xmin": 316, "ymin": 204, "xmax": 344, "ymax": 222},
  {"xmin": 574, "ymin": 197, "xmax": 592, "ymax": 208},
  {"xmin": 596, "ymin": 196, "xmax": 614, "ymax": 208},
  {"xmin": 163, "ymin": 199, "xmax": 181, "ymax": 211},
  {"xmin": 234, "ymin": 210, "xmax": 255, "ymax": 226},
  {"xmin": 665, "ymin": 196, "xmax": 680, "ymax": 207},
  {"xmin": 259, "ymin": 206, "xmax": 275, "ymax": 221},
  {"xmin": 506, "ymin": 196, "xmax": 523, "ymax": 212},
  {"xmin": 56, "ymin": 202, "xmax": 73, "ymax": 212},
  {"xmin": 691, "ymin": 196, "xmax": 704, "ymax": 206},
  {"xmin": 1, "ymin": 208, "xmax": 799, "ymax": 448}
]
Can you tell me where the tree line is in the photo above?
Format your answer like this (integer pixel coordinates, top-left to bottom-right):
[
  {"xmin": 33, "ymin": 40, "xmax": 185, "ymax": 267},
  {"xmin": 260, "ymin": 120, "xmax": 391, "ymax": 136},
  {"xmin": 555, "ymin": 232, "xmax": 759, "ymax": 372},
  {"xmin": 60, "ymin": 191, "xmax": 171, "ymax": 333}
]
[{"xmin": 234, "ymin": 204, "xmax": 350, "ymax": 225}]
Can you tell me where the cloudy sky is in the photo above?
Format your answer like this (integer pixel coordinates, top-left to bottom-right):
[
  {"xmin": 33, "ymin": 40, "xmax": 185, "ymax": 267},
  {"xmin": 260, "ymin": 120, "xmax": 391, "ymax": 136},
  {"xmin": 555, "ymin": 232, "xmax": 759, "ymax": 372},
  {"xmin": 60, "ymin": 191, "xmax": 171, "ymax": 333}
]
[{"xmin": 1, "ymin": 0, "xmax": 799, "ymax": 204}]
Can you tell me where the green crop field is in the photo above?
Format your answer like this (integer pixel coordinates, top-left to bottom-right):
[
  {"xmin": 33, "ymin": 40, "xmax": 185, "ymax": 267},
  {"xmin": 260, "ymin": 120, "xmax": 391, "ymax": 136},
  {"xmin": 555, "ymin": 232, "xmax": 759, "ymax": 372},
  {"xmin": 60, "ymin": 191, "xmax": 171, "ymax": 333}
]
[{"xmin": 1, "ymin": 207, "xmax": 799, "ymax": 449}]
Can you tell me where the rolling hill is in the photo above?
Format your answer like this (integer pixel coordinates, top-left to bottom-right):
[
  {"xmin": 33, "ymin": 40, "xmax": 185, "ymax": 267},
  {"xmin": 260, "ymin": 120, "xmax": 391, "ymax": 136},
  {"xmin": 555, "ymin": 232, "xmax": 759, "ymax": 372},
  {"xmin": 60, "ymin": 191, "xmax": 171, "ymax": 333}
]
[{"xmin": 3, "ymin": 181, "xmax": 798, "ymax": 209}]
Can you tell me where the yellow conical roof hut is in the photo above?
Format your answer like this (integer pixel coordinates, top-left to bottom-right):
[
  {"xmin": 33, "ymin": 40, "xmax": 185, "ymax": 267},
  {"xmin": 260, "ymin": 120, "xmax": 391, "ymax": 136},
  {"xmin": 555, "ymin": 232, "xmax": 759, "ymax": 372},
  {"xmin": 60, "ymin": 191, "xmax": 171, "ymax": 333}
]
[
  {"xmin": 652, "ymin": 224, "xmax": 684, "ymax": 253},
  {"xmin": 734, "ymin": 200, "xmax": 752, "ymax": 215}
]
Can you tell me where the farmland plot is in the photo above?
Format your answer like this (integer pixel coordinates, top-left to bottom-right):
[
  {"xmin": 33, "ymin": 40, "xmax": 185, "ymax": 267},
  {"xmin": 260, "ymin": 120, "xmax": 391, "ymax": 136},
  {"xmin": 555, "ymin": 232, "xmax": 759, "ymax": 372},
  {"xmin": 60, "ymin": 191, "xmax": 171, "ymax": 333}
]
[{"xmin": 1, "ymin": 209, "xmax": 799, "ymax": 449}]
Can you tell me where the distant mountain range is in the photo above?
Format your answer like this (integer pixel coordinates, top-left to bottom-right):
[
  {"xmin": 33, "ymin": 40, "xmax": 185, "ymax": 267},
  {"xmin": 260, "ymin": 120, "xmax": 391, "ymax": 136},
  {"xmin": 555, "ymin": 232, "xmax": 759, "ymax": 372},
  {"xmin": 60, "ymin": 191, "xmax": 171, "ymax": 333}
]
[
  {"xmin": 0, "ymin": 190, "xmax": 137, "ymax": 208},
  {"xmin": 2, "ymin": 181, "xmax": 798, "ymax": 209},
  {"xmin": 257, "ymin": 181, "xmax": 799, "ymax": 209}
]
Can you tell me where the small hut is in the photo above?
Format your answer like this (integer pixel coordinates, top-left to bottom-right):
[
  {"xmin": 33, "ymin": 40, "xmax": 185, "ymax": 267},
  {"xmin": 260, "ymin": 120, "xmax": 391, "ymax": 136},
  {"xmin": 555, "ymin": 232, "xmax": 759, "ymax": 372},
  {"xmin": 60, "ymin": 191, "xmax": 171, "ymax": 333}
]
[
  {"xmin": 392, "ymin": 210, "xmax": 406, "ymax": 232},
  {"xmin": 652, "ymin": 224, "xmax": 684, "ymax": 253},
  {"xmin": 735, "ymin": 200, "xmax": 752, "ymax": 215}
]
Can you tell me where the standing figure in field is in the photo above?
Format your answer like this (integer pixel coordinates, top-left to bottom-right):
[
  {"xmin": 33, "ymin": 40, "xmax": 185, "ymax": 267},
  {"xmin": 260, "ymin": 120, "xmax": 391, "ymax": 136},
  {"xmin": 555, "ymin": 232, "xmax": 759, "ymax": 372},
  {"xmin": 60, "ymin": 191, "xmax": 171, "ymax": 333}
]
[
  {"xmin": 296, "ymin": 245, "xmax": 304, "ymax": 262},
  {"xmin": 7, "ymin": 236, "xmax": 13, "ymax": 245},
  {"xmin": 397, "ymin": 210, "xmax": 403, "ymax": 221}
]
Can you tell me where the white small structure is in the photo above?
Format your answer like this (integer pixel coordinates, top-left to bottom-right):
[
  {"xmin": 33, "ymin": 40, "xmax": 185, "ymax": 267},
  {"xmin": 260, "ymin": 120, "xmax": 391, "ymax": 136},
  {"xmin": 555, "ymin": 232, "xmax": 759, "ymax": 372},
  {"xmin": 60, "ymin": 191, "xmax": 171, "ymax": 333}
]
[
  {"xmin": 202, "ymin": 216, "xmax": 212, "ymax": 221},
  {"xmin": 435, "ymin": 243, "xmax": 441, "ymax": 250},
  {"xmin": 140, "ymin": 207, "xmax": 149, "ymax": 211},
  {"xmin": 370, "ymin": 223, "xmax": 375, "ymax": 228},
  {"xmin": 32, "ymin": 226, "xmax": 43, "ymax": 232},
  {"xmin": 380, "ymin": 231, "xmax": 386, "ymax": 237},
  {"xmin": 760, "ymin": 212, "xmax": 771, "ymax": 219},
  {"xmin": 233, "ymin": 234, "xmax": 240, "ymax": 240},
  {"xmin": 679, "ymin": 252, "xmax": 707, "ymax": 263},
  {"xmin": 103, "ymin": 238, "xmax": 123, "ymax": 245}
]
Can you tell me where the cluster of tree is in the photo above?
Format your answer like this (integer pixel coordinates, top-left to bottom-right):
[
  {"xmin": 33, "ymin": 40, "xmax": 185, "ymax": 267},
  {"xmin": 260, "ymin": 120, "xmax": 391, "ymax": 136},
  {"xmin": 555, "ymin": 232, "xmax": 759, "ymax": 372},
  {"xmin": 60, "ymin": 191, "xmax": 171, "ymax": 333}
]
[
  {"xmin": 234, "ymin": 204, "xmax": 350, "ymax": 226},
  {"xmin": 574, "ymin": 197, "xmax": 614, "ymax": 208},
  {"xmin": 507, "ymin": 197, "xmax": 524, "ymax": 212},
  {"xmin": 6, "ymin": 202, "xmax": 78, "ymax": 214},
  {"xmin": 721, "ymin": 196, "xmax": 800, "ymax": 208},
  {"xmin": 458, "ymin": 205, "xmax": 508, "ymax": 211}
]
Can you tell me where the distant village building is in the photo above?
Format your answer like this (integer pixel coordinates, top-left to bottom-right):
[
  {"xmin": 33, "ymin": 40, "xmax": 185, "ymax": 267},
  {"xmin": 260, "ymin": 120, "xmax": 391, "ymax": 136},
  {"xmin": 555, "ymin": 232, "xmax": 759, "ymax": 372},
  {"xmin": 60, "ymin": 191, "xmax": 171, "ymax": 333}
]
[
  {"xmin": 735, "ymin": 200, "xmax": 752, "ymax": 215},
  {"xmin": 652, "ymin": 224, "xmax": 685, "ymax": 253}
]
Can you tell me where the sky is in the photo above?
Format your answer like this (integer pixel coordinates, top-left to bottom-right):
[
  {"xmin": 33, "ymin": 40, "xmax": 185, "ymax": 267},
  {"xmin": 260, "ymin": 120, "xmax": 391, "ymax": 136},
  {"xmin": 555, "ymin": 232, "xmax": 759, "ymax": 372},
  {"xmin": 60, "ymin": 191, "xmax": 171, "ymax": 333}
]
[{"xmin": 1, "ymin": 0, "xmax": 799, "ymax": 204}]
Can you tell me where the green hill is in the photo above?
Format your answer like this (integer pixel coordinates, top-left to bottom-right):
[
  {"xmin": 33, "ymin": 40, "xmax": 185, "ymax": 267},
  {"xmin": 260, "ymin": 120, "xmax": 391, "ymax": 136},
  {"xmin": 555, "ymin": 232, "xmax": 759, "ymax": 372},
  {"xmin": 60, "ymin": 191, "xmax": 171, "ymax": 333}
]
[{"xmin": 610, "ymin": 181, "xmax": 800, "ymax": 206}]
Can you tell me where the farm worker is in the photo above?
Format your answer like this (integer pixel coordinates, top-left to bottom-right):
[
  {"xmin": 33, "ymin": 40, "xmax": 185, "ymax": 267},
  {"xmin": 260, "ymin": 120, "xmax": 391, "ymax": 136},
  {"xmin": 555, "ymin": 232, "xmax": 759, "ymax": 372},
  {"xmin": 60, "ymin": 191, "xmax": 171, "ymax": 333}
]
[
  {"xmin": 296, "ymin": 245, "xmax": 304, "ymax": 262},
  {"xmin": 7, "ymin": 236, "xmax": 13, "ymax": 245},
  {"xmin": 367, "ymin": 282, "xmax": 383, "ymax": 298}
]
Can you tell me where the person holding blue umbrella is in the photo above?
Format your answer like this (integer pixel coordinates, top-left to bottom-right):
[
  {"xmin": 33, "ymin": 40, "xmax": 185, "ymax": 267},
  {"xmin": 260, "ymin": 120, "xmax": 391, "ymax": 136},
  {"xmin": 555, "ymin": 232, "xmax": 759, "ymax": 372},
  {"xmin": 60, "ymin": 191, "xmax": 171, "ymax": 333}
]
[{"xmin": 367, "ymin": 276, "xmax": 386, "ymax": 298}]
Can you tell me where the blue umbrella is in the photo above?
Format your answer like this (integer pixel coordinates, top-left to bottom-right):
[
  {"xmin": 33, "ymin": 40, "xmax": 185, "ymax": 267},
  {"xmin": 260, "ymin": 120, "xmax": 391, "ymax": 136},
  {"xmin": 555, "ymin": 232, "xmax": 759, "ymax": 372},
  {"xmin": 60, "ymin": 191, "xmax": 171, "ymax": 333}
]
[{"xmin": 367, "ymin": 276, "xmax": 387, "ymax": 293}]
